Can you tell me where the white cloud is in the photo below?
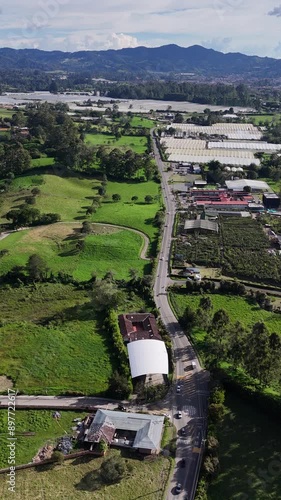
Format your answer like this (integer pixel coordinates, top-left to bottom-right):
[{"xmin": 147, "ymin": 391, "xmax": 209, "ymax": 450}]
[{"xmin": 0, "ymin": 0, "xmax": 281, "ymax": 57}]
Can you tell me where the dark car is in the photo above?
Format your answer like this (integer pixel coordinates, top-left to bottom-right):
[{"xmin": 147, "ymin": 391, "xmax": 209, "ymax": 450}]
[
  {"xmin": 118, "ymin": 404, "xmax": 126, "ymax": 412},
  {"xmin": 180, "ymin": 458, "xmax": 186, "ymax": 468},
  {"xmin": 175, "ymin": 482, "xmax": 182, "ymax": 494}
]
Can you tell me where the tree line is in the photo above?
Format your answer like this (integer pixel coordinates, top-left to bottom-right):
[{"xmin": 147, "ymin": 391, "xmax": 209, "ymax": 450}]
[
  {"xmin": 182, "ymin": 297, "xmax": 281, "ymax": 388},
  {"xmin": 107, "ymin": 82, "xmax": 254, "ymax": 106}
]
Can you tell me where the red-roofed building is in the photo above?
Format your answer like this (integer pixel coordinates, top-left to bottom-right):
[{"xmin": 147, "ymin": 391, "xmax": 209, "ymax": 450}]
[{"xmin": 118, "ymin": 313, "xmax": 162, "ymax": 343}]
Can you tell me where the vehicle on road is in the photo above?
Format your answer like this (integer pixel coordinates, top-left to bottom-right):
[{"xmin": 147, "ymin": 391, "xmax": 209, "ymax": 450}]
[
  {"xmin": 180, "ymin": 458, "xmax": 186, "ymax": 468},
  {"xmin": 177, "ymin": 410, "xmax": 182, "ymax": 419},
  {"xmin": 176, "ymin": 384, "xmax": 181, "ymax": 393},
  {"xmin": 181, "ymin": 427, "xmax": 186, "ymax": 436},
  {"xmin": 118, "ymin": 404, "xmax": 126, "ymax": 412},
  {"xmin": 175, "ymin": 483, "xmax": 182, "ymax": 494}
]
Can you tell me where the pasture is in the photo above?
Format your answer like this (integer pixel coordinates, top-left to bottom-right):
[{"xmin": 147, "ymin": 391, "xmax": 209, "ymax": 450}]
[
  {"xmin": 0, "ymin": 449, "xmax": 170, "ymax": 499},
  {"xmin": 85, "ymin": 133, "xmax": 148, "ymax": 153},
  {"xmin": 0, "ymin": 410, "xmax": 88, "ymax": 467},
  {"xmin": 169, "ymin": 292, "xmax": 281, "ymax": 334},
  {"xmin": 0, "ymin": 224, "xmax": 147, "ymax": 280}
]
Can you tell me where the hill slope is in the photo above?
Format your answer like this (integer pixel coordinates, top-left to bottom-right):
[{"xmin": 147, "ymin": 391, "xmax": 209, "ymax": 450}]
[{"xmin": 0, "ymin": 44, "xmax": 281, "ymax": 78}]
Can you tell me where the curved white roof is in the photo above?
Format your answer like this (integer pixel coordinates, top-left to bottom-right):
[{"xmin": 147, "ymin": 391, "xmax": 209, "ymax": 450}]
[{"xmin": 127, "ymin": 340, "xmax": 169, "ymax": 378}]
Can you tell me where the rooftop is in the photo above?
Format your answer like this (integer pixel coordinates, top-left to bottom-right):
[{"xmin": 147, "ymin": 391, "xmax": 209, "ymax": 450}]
[
  {"xmin": 118, "ymin": 313, "xmax": 162, "ymax": 342},
  {"xmin": 84, "ymin": 410, "xmax": 164, "ymax": 452},
  {"xmin": 127, "ymin": 339, "xmax": 169, "ymax": 378},
  {"xmin": 184, "ymin": 219, "xmax": 218, "ymax": 232}
]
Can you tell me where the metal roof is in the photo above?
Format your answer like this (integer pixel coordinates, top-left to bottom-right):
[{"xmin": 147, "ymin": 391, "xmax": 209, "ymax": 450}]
[
  {"xmin": 86, "ymin": 410, "xmax": 164, "ymax": 451},
  {"xmin": 184, "ymin": 220, "xmax": 218, "ymax": 232},
  {"xmin": 127, "ymin": 339, "xmax": 169, "ymax": 378},
  {"xmin": 225, "ymin": 179, "xmax": 271, "ymax": 191}
]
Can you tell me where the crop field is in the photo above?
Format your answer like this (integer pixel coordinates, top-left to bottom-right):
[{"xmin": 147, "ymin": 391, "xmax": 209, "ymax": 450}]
[
  {"xmin": 85, "ymin": 133, "xmax": 148, "ymax": 153},
  {"xmin": 208, "ymin": 393, "xmax": 281, "ymax": 500},
  {"xmin": 170, "ymin": 292, "xmax": 281, "ymax": 335},
  {"xmin": 173, "ymin": 216, "xmax": 281, "ymax": 284},
  {"xmin": 0, "ymin": 449, "xmax": 170, "ymax": 499},
  {"xmin": 0, "ymin": 224, "xmax": 147, "ymax": 280},
  {"xmin": 0, "ymin": 410, "xmax": 88, "ymax": 467}
]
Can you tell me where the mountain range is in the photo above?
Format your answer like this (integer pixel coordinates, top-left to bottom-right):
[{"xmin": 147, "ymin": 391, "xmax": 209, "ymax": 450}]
[{"xmin": 0, "ymin": 44, "xmax": 281, "ymax": 79}]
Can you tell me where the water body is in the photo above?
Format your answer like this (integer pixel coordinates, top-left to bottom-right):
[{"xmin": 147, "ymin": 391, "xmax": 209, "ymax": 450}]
[{"xmin": 0, "ymin": 91, "xmax": 252, "ymax": 113}]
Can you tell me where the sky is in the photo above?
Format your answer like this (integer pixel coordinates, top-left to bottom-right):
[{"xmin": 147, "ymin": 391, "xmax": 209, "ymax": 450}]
[{"xmin": 1, "ymin": 0, "xmax": 281, "ymax": 58}]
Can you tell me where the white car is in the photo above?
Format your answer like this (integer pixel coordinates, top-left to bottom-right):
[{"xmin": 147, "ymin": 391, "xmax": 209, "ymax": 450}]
[
  {"xmin": 177, "ymin": 411, "xmax": 182, "ymax": 419},
  {"xmin": 176, "ymin": 385, "xmax": 180, "ymax": 393}
]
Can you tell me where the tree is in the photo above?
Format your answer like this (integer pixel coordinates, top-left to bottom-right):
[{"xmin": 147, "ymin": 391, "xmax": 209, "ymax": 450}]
[
  {"xmin": 131, "ymin": 196, "xmax": 138, "ymax": 203},
  {"xmin": 27, "ymin": 254, "xmax": 48, "ymax": 282},
  {"xmin": 109, "ymin": 371, "xmax": 131, "ymax": 398},
  {"xmin": 244, "ymin": 322, "xmax": 271, "ymax": 386},
  {"xmin": 112, "ymin": 193, "xmax": 121, "ymax": 202},
  {"xmin": 6, "ymin": 206, "xmax": 40, "ymax": 228},
  {"xmin": 91, "ymin": 280, "xmax": 125, "ymax": 311},
  {"xmin": 144, "ymin": 195, "xmax": 153, "ymax": 204},
  {"xmin": 199, "ymin": 296, "xmax": 213, "ymax": 311},
  {"xmin": 81, "ymin": 221, "xmax": 92, "ymax": 234},
  {"xmin": 100, "ymin": 455, "xmax": 126, "ymax": 484}
]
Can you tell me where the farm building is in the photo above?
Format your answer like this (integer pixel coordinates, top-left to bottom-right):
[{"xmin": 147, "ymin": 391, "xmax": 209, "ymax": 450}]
[
  {"xmin": 127, "ymin": 339, "xmax": 169, "ymax": 379},
  {"xmin": 83, "ymin": 410, "xmax": 164, "ymax": 455},
  {"xmin": 225, "ymin": 179, "xmax": 271, "ymax": 192},
  {"xmin": 184, "ymin": 220, "xmax": 219, "ymax": 233},
  {"xmin": 263, "ymin": 193, "xmax": 281, "ymax": 210},
  {"xmin": 118, "ymin": 313, "xmax": 162, "ymax": 343}
]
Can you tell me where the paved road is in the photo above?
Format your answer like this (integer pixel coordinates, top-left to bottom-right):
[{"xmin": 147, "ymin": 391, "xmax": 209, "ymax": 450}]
[
  {"xmin": 151, "ymin": 132, "xmax": 209, "ymax": 500},
  {"xmin": 0, "ymin": 395, "xmax": 121, "ymax": 410}
]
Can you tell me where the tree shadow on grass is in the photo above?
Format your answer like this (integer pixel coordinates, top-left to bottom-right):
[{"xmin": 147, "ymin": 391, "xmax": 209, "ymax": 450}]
[{"xmin": 75, "ymin": 470, "xmax": 102, "ymax": 492}]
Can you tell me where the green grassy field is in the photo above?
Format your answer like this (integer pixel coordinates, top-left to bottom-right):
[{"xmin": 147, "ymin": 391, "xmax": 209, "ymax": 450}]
[
  {"xmin": 129, "ymin": 116, "xmax": 156, "ymax": 128},
  {"xmin": 85, "ymin": 134, "xmax": 148, "ymax": 153},
  {"xmin": 0, "ymin": 410, "xmax": 88, "ymax": 467},
  {"xmin": 208, "ymin": 393, "xmax": 281, "ymax": 500},
  {"xmin": 0, "ymin": 107, "xmax": 14, "ymax": 118},
  {"xmin": 0, "ymin": 449, "xmax": 170, "ymax": 499},
  {"xmin": 0, "ymin": 282, "xmax": 146, "ymax": 395},
  {"xmin": 0, "ymin": 224, "xmax": 147, "ymax": 280},
  {"xmin": 169, "ymin": 292, "xmax": 281, "ymax": 334},
  {"xmin": 31, "ymin": 157, "xmax": 55, "ymax": 168},
  {"xmin": 247, "ymin": 114, "xmax": 281, "ymax": 125},
  {"xmin": 1, "ymin": 174, "xmax": 160, "ymax": 239},
  {"xmin": 0, "ymin": 319, "xmax": 114, "ymax": 395}
]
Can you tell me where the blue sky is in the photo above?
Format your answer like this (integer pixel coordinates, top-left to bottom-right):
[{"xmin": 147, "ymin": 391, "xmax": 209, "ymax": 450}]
[{"xmin": 1, "ymin": 0, "xmax": 281, "ymax": 57}]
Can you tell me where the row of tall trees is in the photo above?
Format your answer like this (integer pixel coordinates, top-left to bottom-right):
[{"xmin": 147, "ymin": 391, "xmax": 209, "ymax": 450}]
[{"xmin": 182, "ymin": 297, "xmax": 281, "ymax": 387}]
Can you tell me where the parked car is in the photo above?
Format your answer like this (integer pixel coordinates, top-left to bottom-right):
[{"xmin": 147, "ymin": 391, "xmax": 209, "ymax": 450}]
[
  {"xmin": 176, "ymin": 384, "xmax": 181, "ymax": 393},
  {"xmin": 181, "ymin": 427, "xmax": 186, "ymax": 436},
  {"xmin": 177, "ymin": 411, "xmax": 182, "ymax": 419},
  {"xmin": 180, "ymin": 458, "xmax": 186, "ymax": 468}
]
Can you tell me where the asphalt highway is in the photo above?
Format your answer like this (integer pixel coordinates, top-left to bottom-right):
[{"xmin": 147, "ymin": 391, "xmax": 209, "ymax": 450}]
[{"xmin": 151, "ymin": 131, "xmax": 209, "ymax": 500}]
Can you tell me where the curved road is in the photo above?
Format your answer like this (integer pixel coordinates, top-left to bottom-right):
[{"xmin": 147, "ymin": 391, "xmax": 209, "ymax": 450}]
[{"xmin": 152, "ymin": 132, "xmax": 209, "ymax": 500}]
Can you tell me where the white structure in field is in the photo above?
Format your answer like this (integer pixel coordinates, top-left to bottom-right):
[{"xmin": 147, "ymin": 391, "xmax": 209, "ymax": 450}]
[{"xmin": 127, "ymin": 339, "xmax": 169, "ymax": 378}]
